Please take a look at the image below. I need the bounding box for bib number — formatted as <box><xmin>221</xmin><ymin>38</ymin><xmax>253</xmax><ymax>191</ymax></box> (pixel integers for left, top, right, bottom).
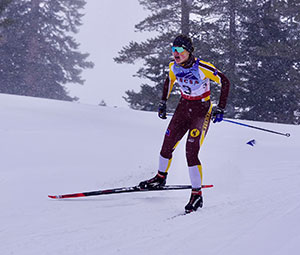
<box><xmin>182</xmin><ymin>85</ymin><xmax>191</xmax><ymax>95</ymax></box>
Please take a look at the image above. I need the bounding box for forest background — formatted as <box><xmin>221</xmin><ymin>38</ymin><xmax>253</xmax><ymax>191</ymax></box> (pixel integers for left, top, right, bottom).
<box><xmin>0</xmin><ymin>0</ymin><xmax>299</xmax><ymax>124</ymax></box>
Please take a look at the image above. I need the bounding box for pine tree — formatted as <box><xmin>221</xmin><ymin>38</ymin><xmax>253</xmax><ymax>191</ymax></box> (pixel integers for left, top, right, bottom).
<box><xmin>281</xmin><ymin>0</ymin><xmax>300</xmax><ymax>124</ymax></box>
<box><xmin>0</xmin><ymin>0</ymin><xmax>94</xmax><ymax>101</ymax></box>
<box><xmin>0</xmin><ymin>0</ymin><xmax>12</xmax><ymax>40</ymax></box>
<box><xmin>238</xmin><ymin>0</ymin><xmax>300</xmax><ymax>123</ymax></box>
<box><xmin>0</xmin><ymin>0</ymin><xmax>11</xmax><ymax>19</ymax></box>
<box><xmin>116</xmin><ymin>0</ymin><xmax>300</xmax><ymax>124</ymax></box>
<box><xmin>115</xmin><ymin>0</ymin><xmax>244</xmax><ymax>114</ymax></box>
<box><xmin>115</xmin><ymin>0</ymin><xmax>200</xmax><ymax>112</ymax></box>
<box><xmin>190</xmin><ymin>0</ymin><xmax>245</xmax><ymax>117</ymax></box>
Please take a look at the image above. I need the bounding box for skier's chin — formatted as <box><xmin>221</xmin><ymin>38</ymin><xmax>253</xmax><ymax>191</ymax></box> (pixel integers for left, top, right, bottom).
<box><xmin>174</xmin><ymin>56</ymin><xmax>182</xmax><ymax>63</ymax></box>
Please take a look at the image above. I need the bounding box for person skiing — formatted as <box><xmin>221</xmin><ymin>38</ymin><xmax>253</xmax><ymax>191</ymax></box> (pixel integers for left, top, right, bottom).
<box><xmin>138</xmin><ymin>34</ymin><xmax>230</xmax><ymax>213</ymax></box>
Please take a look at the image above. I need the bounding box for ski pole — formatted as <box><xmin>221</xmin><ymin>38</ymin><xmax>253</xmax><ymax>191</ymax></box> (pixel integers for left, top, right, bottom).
<box><xmin>166</xmin><ymin>113</ymin><xmax>290</xmax><ymax>137</ymax></box>
<box><xmin>223</xmin><ymin>119</ymin><xmax>291</xmax><ymax>137</ymax></box>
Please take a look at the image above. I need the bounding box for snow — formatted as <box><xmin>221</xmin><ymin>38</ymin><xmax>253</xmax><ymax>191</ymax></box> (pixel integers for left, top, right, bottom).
<box><xmin>1</xmin><ymin>93</ymin><xmax>300</xmax><ymax>255</ymax></box>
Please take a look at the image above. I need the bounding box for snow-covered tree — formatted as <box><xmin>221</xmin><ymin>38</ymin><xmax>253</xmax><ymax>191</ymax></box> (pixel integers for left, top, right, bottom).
<box><xmin>116</xmin><ymin>0</ymin><xmax>300</xmax><ymax>124</ymax></box>
<box><xmin>238</xmin><ymin>0</ymin><xmax>300</xmax><ymax>123</ymax></box>
<box><xmin>0</xmin><ymin>0</ymin><xmax>94</xmax><ymax>101</ymax></box>
<box><xmin>114</xmin><ymin>0</ymin><xmax>244</xmax><ymax>115</ymax></box>
<box><xmin>114</xmin><ymin>0</ymin><xmax>196</xmax><ymax>112</ymax></box>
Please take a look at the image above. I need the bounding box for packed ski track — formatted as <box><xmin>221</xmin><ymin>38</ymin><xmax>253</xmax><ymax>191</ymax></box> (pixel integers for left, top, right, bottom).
<box><xmin>1</xmin><ymin>94</ymin><xmax>299</xmax><ymax>255</ymax></box>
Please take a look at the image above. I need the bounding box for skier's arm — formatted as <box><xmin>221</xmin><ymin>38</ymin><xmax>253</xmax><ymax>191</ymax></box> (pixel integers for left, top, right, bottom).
<box><xmin>199</xmin><ymin>61</ymin><xmax>230</xmax><ymax>109</ymax></box>
<box><xmin>161</xmin><ymin>76</ymin><xmax>171</xmax><ymax>101</ymax></box>
<box><xmin>161</xmin><ymin>62</ymin><xmax>176</xmax><ymax>101</ymax></box>
<box><xmin>216</xmin><ymin>72</ymin><xmax>230</xmax><ymax>109</ymax></box>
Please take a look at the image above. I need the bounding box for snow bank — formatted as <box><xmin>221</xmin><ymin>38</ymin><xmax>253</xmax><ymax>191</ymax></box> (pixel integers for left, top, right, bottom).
<box><xmin>0</xmin><ymin>94</ymin><xmax>299</xmax><ymax>255</ymax></box>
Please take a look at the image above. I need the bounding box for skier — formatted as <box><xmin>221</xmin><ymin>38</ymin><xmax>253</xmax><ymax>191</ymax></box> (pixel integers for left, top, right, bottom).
<box><xmin>138</xmin><ymin>34</ymin><xmax>230</xmax><ymax>213</ymax></box>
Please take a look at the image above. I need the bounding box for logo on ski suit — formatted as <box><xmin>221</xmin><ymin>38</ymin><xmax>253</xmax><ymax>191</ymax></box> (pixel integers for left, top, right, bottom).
<box><xmin>190</xmin><ymin>129</ymin><xmax>200</xmax><ymax>137</ymax></box>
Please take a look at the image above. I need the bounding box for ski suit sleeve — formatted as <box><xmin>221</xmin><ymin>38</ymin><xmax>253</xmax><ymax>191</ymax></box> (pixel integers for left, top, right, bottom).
<box><xmin>199</xmin><ymin>60</ymin><xmax>230</xmax><ymax>109</ymax></box>
<box><xmin>161</xmin><ymin>62</ymin><xmax>176</xmax><ymax>101</ymax></box>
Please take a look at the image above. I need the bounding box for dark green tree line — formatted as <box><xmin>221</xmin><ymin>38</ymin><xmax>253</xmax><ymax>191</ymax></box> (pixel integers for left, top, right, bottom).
<box><xmin>115</xmin><ymin>0</ymin><xmax>300</xmax><ymax>124</ymax></box>
<box><xmin>114</xmin><ymin>0</ymin><xmax>244</xmax><ymax>113</ymax></box>
<box><xmin>237</xmin><ymin>0</ymin><xmax>300</xmax><ymax>123</ymax></box>
<box><xmin>115</xmin><ymin>1</ymin><xmax>182</xmax><ymax>111</ymax></box>
<box><xmin>0</xmin><ymin>0</ymin><xmax>94</xmax><ymax>101</ymax></box>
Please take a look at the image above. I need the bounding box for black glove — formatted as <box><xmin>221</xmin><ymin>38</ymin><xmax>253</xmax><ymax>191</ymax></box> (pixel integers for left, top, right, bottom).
<box><xmin>158</xmin><ymin>100</ymin><xmax>167</xmax><ymax>119</ymax></box>
<box><xmin>212</xmin><ymin>106</ymin><xmax>224</xmax><ymax>123</ymax></box>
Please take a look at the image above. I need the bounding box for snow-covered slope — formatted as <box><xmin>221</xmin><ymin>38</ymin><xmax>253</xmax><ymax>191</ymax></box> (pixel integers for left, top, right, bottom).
<box><xmin>1</xmin><ymin>94</ymin><xmax>299</xmax><ymax>255</ymax></box>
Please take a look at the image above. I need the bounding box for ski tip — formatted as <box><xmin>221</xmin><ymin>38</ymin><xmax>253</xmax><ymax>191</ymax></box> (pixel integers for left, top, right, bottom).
<box><xmin>202</xmin><ymin>184</ymin><xmax>214</xmax><ymax>188</ymax></box>
<box><xmin>48</xmin><ymin>195</ymin><xmax>61</xmax><ymax>199</ymax></box>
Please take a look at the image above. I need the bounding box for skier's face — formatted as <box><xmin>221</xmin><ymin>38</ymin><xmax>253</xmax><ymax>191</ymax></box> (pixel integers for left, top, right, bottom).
<box><xmin>172</xmin><ymin>48</ymin><xmax>190</xmax><ymax>64</ymax></box>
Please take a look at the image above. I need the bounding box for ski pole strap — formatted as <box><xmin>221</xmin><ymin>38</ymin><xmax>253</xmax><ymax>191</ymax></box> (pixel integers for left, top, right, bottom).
<box><xmin>223</xmin><ymin>119</ymin><xmax>291</xmax><ymax>137</ymax></box>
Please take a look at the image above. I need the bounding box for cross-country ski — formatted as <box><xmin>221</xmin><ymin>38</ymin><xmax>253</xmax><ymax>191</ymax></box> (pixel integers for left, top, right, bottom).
<box><xmin>48</xmin><ymin>184</ymin><xmax>214</xmax><ymax>199</ymax></box>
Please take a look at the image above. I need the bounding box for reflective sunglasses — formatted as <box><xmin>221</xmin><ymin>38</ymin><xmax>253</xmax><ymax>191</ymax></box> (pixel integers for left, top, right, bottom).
<box><xmin>172</xmin><ymin>46</ymin><xmax>185</xmax><ymax>53</ymax></box>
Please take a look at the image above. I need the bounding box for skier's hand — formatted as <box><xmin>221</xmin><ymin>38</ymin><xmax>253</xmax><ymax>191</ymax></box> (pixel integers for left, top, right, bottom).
<box><xmin>212</xmin><ymin>106</ymin><xmax>224</xmax><ymax>123</ymax></box>
<box><xmin>158</xmin><ymin>100</ymin><xmax>167</xmax><ymax>119</ymax></box>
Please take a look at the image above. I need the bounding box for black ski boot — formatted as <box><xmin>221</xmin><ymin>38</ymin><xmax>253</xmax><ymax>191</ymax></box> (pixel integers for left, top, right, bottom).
<box><xmin>138</xmin><ymin>171</ymin><xmax>168</xmax><ymax>190</ymax></box>
<box><xmin>185</xmin><ymin>188</ymin><xmax>203</xmax><ymax>213</ymax></box>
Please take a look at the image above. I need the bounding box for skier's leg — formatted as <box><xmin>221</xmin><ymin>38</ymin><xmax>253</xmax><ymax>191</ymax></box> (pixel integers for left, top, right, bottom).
<box><xmin>138</xmin><ymin>100</ymin><xmax>189</xmax><ymax>189</ymax></box>
<box><xmin>185</xmin><ymin>102</ymin><xmax>212</xmax><ymax>211</ymax></box>
<box><xmin>139</xmin><ymin>123</ymin><xmax>187</xmax><ymax>189</ymax></box>
<box><xmin>159</xmin><ymin>101</ymin><xmax>189</xmax><ymax>173</ymax></box>
<box><xmin>188</xmin><ymin>165</ymin><xmax>203</xmax><ymax>188</ymax></box>
<box><xmin>185</xmin><ymin>101</ymin><xmax>212</xmax><ymax>185</ymax></box>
